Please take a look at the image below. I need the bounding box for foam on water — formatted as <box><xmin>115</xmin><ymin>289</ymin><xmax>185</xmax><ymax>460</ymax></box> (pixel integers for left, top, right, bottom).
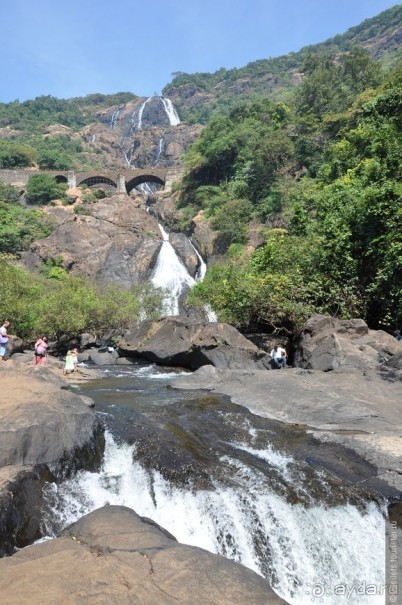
<box><xmin>42</xmin><ymin>432</ymin><xmax>386</xmax><ymax>605</ymax></box>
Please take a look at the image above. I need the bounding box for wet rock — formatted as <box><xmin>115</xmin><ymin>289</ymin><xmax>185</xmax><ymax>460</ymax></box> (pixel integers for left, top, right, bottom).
<box><xmin>169</xmin><ymin>232</ymin><xmax>199</xmax><ymax>277</ymax></box>
<box><xmin>0</xmin><ymin>362</ymin><xmax>105</xmax><ymax>554</ymax></box>
<box><xmin>171</xmin><ymin>363</ymin><xmax>402</xmax><ymax>493</ymax></box>
<box><xmin>118</xmin><ymin>316</ymin><xmax>271</xmax><ymax>370</ymax></box>
<box><xmin>0</xmin><ymin>465</ymin><xmax>56</xmax><ymax>556</ymax></box>
<box><xmin>0</xmin><ymin>505</ymin><xmax>289</xmax><ymax>605</ymax></box>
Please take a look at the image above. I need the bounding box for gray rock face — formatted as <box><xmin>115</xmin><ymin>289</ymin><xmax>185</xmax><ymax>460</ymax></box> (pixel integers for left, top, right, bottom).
<box><xmin>0</xmin><ymin>365</ymin><xmax>102</xmax><ymax>470</ymax></box>
<box><xmin>169</xmin><ymin>232</ymin><xmax>200</xmax><ymax>277</ymax></box>
<box><xmin>118</xmin><ymin>317</ymin><xmax>271</xmax><ymax>370</ymax></box>
<box><xmin>86</xmin><ymin>348</ymin><xmax>119</xmax><ymax>365</ymax></box>
<box><xmin>294</xmin><ymin>314</ymin><xmax>402</xmax><ymax>373</ymax></box>
<box><xmin>0</xmin><ymin>506</ymin><xmax>288</xmax><ymax>605</ymax></box>
<box><xmin>21</xmin><ymin>194</ymin><xmax>204</xmax><ymax>291</ymax></box>
<box><xmin>0</xmin><ymin>362</ymin><xmax>104</xmax><ymax>555</ymax></box>
<box><xmin>22</xmin><ymin>195</ymin><xmax>162</xmax><ymax>287</ymax></box>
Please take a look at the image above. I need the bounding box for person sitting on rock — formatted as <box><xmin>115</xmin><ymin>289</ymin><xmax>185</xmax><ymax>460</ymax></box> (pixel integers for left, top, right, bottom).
<box><xmin>63</xmin><ymin>350</ymin><xmax>75</xmax><ymax>375</ymax></box>
<box><xmin>270</xmin><ymin>345</ymin><xmax>287</xmax><ymax>369</ymax></box>
<box><xmin>34</xmin><ymin>336</ymin><xmax>48</xmax><ymax>366</ymax></box>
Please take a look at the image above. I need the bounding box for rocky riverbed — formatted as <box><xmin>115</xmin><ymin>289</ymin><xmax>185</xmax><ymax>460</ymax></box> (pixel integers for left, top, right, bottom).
<box><xmin>0</xmin><ymin>314</ymin><xmax>401</xmax><ymax>604</ymax></box>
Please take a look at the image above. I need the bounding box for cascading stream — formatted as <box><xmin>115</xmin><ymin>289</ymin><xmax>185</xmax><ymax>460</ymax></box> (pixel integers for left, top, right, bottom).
<box><xmin>40</xmin><ymin>365</ymin><xmax>387</xmax><ymax>605</ymax></box>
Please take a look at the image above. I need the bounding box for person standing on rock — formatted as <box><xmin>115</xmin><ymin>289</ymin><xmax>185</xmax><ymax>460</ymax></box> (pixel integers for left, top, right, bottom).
<box><xmin>270</xmin><ymin>345</ymin><xmax>287</xmax><ymax>369</ymax></box>
<box><xmin>0</xmin><ymin>320</ymin><xmax>10</xmax><ymax>361</ymax></box>
<box><xmin>63</xmin><ymin>350</ymin><xmax>75</xmax><ymax>375</ymax></box>
<box><xmin>34</xmin><ymin>336</ymin><xmax>48</xmax><ymax>366</ymax></box>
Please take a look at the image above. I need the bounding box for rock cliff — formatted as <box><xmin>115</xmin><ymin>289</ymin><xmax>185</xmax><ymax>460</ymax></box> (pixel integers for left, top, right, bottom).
<box><xmin>21</xmin><ymin>194</ymin><xmax>200</xmax><ymax>288</ymax></box>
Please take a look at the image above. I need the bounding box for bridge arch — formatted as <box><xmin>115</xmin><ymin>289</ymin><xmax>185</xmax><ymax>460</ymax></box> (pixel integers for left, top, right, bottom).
<box><xmin>126</xmin><ymin>174</ymin><xmax>165</xmax><ymax>194</ymax></box>
<box><xmin>55</xmin><ymin>174</ymin><xmax>68</xmax><ymax>184</ymax></box>
<box><xmin>77</xmin><ymin>175</ymin><xmax>117</xmax><ymax>189</ymax></box>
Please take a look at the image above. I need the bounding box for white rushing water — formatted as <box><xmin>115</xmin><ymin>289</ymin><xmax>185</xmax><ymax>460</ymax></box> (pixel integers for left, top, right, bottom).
<box><xmin>160</xmin><ymin>97</ymin><xmax>181</xmax><ymax>125</ymax></box>
<box><xmin>151</xmin><ymin>224</ymin><xmax>196</xmax><ymax>315</ymax></box>
<box><xmin>42</xmin><ymin>431</ymin><xmax>386</xmax><ymax>605</ymax></box>
<box><xmin>150</xmin><ymin>223</ymin><xmax>216</xmax><ymax>320</ymax></box>
<box><xmin>109</xmin><ymin>105</ymin><xmax>123</xmax><ymax>129</ymax></box>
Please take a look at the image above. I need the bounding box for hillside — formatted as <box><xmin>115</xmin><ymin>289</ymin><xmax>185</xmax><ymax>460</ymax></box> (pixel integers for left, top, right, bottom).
<box><xmin>163</xmin><ymin>4</ymin><xmax>402</xmax><ymax>123</ymax></box>
<box><xmin>0</xmin><ymin>5</ymin><xmax>399</xmax><ymax>172</ymax></box>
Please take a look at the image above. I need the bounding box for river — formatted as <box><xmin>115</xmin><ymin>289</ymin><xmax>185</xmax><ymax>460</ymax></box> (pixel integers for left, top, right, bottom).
<box><xmin>40</xmin><ymin>363</ymin><xmax>387</xmax><ymax>605</ymax></box>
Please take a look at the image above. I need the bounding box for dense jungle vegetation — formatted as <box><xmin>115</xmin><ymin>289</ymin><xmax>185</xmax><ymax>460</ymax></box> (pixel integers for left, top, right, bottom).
<box><xmin>180</xmin><ymin>49</ymin><xmax>402</xmax><ymax>334</ymax></box>
<box><xmin>0</xmin><ymin>257</ymin><xmax>164</xmax><ymax>340</ymax></box>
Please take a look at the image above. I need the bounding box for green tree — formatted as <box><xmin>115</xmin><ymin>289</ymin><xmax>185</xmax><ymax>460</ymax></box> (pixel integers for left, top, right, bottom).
<box><xmin>26</xmin><ymin>174</ymin><xmax>67</xmax><ymax>205</ymax></box>
<box><xmin>0</xmin><ymin>140</ymin><xmax>36</xmax><ymax>168</ymax></box>
<box><xmin>0</xmin><ymin>202</ymin><xmax>53</xmax><ymax>253</ymax></box>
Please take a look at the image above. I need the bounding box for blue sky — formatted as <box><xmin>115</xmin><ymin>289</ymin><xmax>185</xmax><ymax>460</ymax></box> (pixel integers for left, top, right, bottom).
<box><xmin>1</xmin><ymin>0</ymin><xmax>399</xmax><ymax>102</ymax></box>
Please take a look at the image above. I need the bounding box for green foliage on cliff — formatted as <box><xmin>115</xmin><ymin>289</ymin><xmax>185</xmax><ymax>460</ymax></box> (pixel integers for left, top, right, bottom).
<box><xmin>0</xmin><ymin>92</ymin><xmax>136</xmax><ymax>170</ymax></box>
<box><xmin>26</xmin><ymin>174</ymin><xmax>68</xmax><ymax>205</ymax></box>
<box><xmin>0</xmin><ymin>259</ymin><xmax>164</xmax><ymax>339</ymax></box>
<box><xmin>0</xmin><ymin>92</ymin><xmax>136</xmax><ymax>132</ymax></box>
<box><xmin>0</xmin><ymin>183</ymin><xmax>53</xmax><ymax>254</ymax></box>
<box><xmin>187</xmin><ymin>61</ymin><xmax>402</xmax><ymax>333</ymax></box>
<box><xmin>0</xmin><ymin>140</ymin><xmax>36</xmax><ymax>168</ymax></box>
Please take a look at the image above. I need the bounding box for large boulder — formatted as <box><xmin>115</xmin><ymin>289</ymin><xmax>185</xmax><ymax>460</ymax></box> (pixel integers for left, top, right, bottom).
<box><xmin>0</xmin><ymin>363</ymin><xmax>103</xmax><ymax>471</ymax></box>
<box><xmin>294</xmin><ymin>315</ymin><xmax>402</xmax><ymax>373</ymax></box>
<box><xmin>0</xmin><ymin>361</ymin><xmax>104</xmax><ymax>555</ymax></box>
<box><xmin>118</xmin><ymin>317</ymin><xmax>271</xmax><ymax>370</ymax></box>
<box><xmin>0</xmin><ymin>505</ymin><xmax>288</xmax><ymax>605</ymax></box>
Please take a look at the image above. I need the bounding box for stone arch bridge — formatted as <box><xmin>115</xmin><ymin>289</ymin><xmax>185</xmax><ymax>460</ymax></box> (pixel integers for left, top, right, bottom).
<box><xmin>0</xmin><ymin>167</ymin><xmax>182</xmax><ymax>193</ymax></box>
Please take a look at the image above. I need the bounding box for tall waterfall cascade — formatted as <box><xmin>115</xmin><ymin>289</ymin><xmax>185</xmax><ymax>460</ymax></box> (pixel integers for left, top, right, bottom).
<box><xmin>130</xmin><ymin>96</ymin><xmax>180</xmax><ymax>132</ymax></box>
<box><xmin>151</xmin><ymin>223</ymin><xmax>216</xmax><ymax>320</ymax></box>
<box><xmin>115</xmin><ymin>95</ymin><xmax>180</xmax><ymax>168</ymax></box>
<box><xmin>151</xmin><ymin>224</ymin><xmax>196</xmax><ymax>316</ymax></box>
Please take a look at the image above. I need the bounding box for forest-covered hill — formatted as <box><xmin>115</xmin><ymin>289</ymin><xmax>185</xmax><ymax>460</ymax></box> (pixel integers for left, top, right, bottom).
<box><xmin>163</xmin><ymin>4</ymin><xmax>402</xmax><ymax>123</ymax></box>
<box><xmin>0</xmin><ymin>5</ymin><xmax>401</xmax><ymax>340</ymax></box>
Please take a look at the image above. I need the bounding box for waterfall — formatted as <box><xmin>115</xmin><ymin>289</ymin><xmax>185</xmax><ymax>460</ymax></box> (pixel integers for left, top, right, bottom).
<box><xmin>149</xmin><ymin>222</ymin><xmax>216</xmax><ymax>319</ymax></box>
<box><xmin>151</xmin><ymin>224</ymin><xmax>196</xmax><ymax>316</ymax></box>
<box><xmin>160</xmin><ymin>97</ymin><xmax>181</xmax><ymax>125</ymax></box>
<box><xmin>109</xmin><ymin>105</ymin><xmax>123</xmax><ymax>129</ymax></box>
<box><xmin>41</xmin><ymin>430</ymin><xmax>386</xmax><ymax>605</ymax></box>
<box><xmin>189</xmin><ymin>240</ymin><xmax>217</xmax><ymax>321</ymax></box>
<box><xmin>137</xmin><ymin>97</ymin><xmax>152</xmax><ymax>130</ymax></box>
<box><xmin>154</xmin><ymin>135</ymin><xmax>165</xmax><ymax>166</ymax></box>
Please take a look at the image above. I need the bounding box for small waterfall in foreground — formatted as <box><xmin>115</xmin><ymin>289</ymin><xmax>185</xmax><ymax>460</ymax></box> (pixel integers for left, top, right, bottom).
<box><xmin>42</xmin><ymin>428</ymin><xmax>386</xmax><ymax>605</ymax></box>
